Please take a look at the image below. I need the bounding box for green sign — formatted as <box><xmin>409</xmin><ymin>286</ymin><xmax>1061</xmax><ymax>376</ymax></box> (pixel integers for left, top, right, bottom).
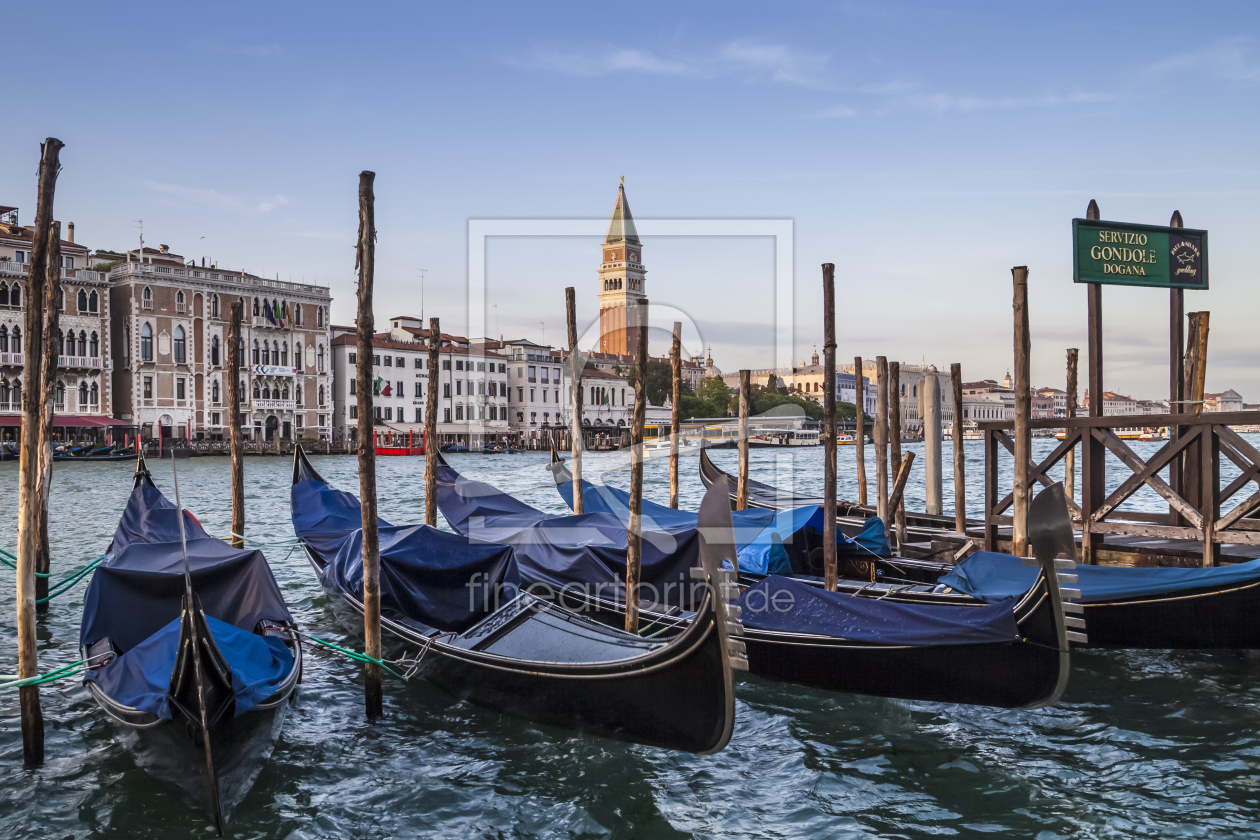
<box><xmin>1073</xmin><ymin>218</ymin><xmax>1208</xmax><ymax>289</ymax></box>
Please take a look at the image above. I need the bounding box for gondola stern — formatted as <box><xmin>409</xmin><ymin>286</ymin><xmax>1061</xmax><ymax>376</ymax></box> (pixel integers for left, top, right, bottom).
<box><xmin>1023</xmin><ymin>482</ymin><xmax>1085</xmax><ymax>708</ymax></box>
<box><xmin>291</xmin><ymin>443</ymin><xmax>327</xmax><ymax>486</ymax></box>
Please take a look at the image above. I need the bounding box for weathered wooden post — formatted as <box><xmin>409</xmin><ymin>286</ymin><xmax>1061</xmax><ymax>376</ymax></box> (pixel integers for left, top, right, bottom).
<box><xmin>853</xmin><ymin>357</ymin><xmax>868</xmax><ymax>506</ymax></box>
<box><xmin>951</xmin><ymin>363</ymin><xmax>965</xmax><ymax>533</ymax></box>
<box><xmin>924</xmin><ymin>373</ymin><xmax>943</xmax><ymax>516</ymax></box>
<box><xmin>1065</xmin><ymin>348</ymin><xmax>1078</xmax><ymax>505</ymax></box>
<box><xmin>822</xmin><ymin>264</ymin><xmax>838</xmax><ymax>591</ymax></box>
<box><xmin>874</xmin><ymin>357</ymin><xmax>889</xmax><ymax>524</ymax></box>
<box><xmin>625</xmin><ymin>312</ymin><xmax>649</xmax><ymax>633</ymax></box>
<box><xmin>1012</xmin><ymin>266</ymin><xmax>1032</xmax><ymax>557</ymax></box>
<box><xmin>669</xmin><ymin>321</ymin><xmax>682</xmax><ymax>509</ymax></box>
<box><xmin>1169</xmin><ymin>210</ymin><xmax>1185</xmax><ymax>505</ymax></box>
<box><xmin>737</xmin><ymin>370</ymin><xmax>751</xmax><ymax>510</ymax></box>
<box><xmin>228</xmin><ymin>302</ymin><xmax>244</xmax><ymax>547</ymax></box>
<box><xmin>34</xmin><ymin>221</ymin><xmax>63</xmax><ymax>613</ymax></box>
<box><xmin>888</xmin><ymin>361</ymin><xmax>906</xmax><ymax>546</ymax></box>
<box><xmin>424</xmin><ymin>317</ymin><xmax>440</xmax><ymax>526</ymax></box>
<box><xmin>1081</xmin><ymin>199</ymin><xmax>1105</xmax><ymax>565</ymax></box>
<box><xmin>355</xmin><ymin>171</ymin><xmax>383</xmax><ymax>719</ymax></box>
<box><xmin>565</xmin><ymin>288</ymin><xmax>584</xmax><ymax>514</ymax></box>
<box><xmin>16</xmin><ymin>138</ymin><xmax>62</xmax><ymax>765</ymax></box>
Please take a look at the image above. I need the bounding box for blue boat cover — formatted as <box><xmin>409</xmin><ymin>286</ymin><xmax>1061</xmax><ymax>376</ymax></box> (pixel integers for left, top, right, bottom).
<box><xmin>940</xmin><ymin>550</ymin><xmax>1260</xmax><ymax>604</ymax></box>
<box><xmin>291</xmin><ymin>460</ymin><xmax>521</xmax><ymax>632</ymax></box>
<box><xmin>84</xmin><ymin>615</ymin><xmax>294</xmax><ymax>719</ymax></box>
<box><xmin>556</xmin><ymin>476</ymin><xmax>891</xmax><ymax>573</ymax></box>
<box><xmin>80</xmin><ymin>481</ymin><xmax>293</xmax><ymax>654</ymax></box>
<box><xmin>436</xmin><ymin>463</ymin><xmax>703</xmax><ymax>608</ymax></box>
<box><xmin>737</xmin><ymin>576</ymin><xmax>1019</xmax><ymax>645</ymax></box>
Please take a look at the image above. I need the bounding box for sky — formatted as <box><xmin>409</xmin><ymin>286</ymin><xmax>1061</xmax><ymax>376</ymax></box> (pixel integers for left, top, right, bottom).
<box><xmin>3</xmin><ymin>2</ymin><xmax>1259</xmax><ymax>400</ymax></box>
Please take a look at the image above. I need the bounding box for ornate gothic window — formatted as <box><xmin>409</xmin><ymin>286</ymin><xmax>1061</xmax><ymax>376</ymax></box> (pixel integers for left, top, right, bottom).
<box><xmin>173</xmin><ymin>326</ymin><xmax>186</xmax><ymax>363</ymax></box>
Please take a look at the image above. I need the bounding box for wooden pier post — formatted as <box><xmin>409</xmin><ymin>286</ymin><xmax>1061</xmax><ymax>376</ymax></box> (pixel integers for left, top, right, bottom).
<box><xmin>228</xmin><ymin>301</ymin><xmax>244</xmax><ymax>547</ymax></box>
<box><xmin>924</xmin><ymin>372</ymin><xmax>943</xmax><ymax>516</ymax></box>
<box><xmin>1169</xmin><ymin>210</ymin><xmax>1186</xmax><ymax>507</ymax></box>
<box><xmin>16</xmin><ymin>138</ymin><xmax>62</xmax><ymax>765</ymax></box>
<box><xmin>875</xmin><ymin>357</ymin><xmax>889</xmax><ymax>524</ymax></box>
<box><xmin>565</xmin><ymin>288</ymin><xmax>584</xmax><ymax>515</ymax></box>
<box><xmin>822</xmin><ymin>265</ymin><xmax>838</xmax><ymax>591</ymax></box>
<box><xmin>669</xmin><ymin>321</ymin><xmax>682</xmax><ymax>509</ymax></box>
<box><xmin>1082</xmin><ymin>199</ymin><xmax>1105</xmax><ymax>565</ymax></box>
<box><xmin>737</xmin><ymin>370</ymin><xmax>751</xmax><ymax>510</ymax></box>
<box><xmin>888</xmin><ymin>361</ymin><xmax>906</xmax><ymax>547</ymax></box>
<box><xmin>853</xmin><ymin>357</ymin><xmax>868</xmax><ymax>506</ymax></box>
<box><xmin>951</xmin><ymin>363</ymin><xmax>965</xmax><ymax>534</ymax></box>
<box><xmin>425</xmin><ymin>317</ymin><xmax>440</xmax><ymax>526</ymax></box>
<box><xmin>34</xmin><ymin>221</ymin><xmax>63</xmax><ymax>614</ymax></box>
<box><xmin>1012</xmin><ymin>266</ymin><xmax>1031</xmax><ymax>557</ymax></box>
<box><xmin>625</xmin><ymin>312</ymin><xmax>649</xmax><ymax>633</ymax></box>
<box><xmin>355</xmin><ymin>171</ymin><xmax>383</xmax><ymax>720</ymax></box>
<box><xmin>1065</xmin><ymin>349</ymin><xmax>1078</xmax><ymax>505</ymax></box>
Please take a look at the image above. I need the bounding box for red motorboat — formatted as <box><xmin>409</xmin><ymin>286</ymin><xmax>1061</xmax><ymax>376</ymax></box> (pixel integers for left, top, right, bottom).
<box><xmin>374</xmin><ymin>428</ymin><xmax>425</xmax><ymax>456</ymax></box>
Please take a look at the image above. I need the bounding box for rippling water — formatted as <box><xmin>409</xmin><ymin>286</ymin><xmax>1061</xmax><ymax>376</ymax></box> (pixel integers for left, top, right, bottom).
<box><xmin>3</xmin><ymin>442</ymin><xmax>1260</xmax><ymax>838</ymax></box>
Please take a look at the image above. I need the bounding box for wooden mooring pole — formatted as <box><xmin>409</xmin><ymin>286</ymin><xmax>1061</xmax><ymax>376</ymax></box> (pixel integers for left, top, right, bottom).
<box><xmin>1169</xmin><ymin>210</ymin><xmax>1186</xmax><ymax>508</ymax></box>
<box><xmin>228</xmin><ymin>301</ymin><xmax>244</xmax><ymax>547</ymax></box>
<box><xmin>1012</xmin><ymin>266</ymin><xmax>1032</xmax><ymax>557</ymax></box>
<box><xmin>888</xmin><ymin>361</ymin><xmax>906</xmax><ymax>548</ymax></box>
<box><xmin>924</xmin><ymin>372</ymin><xmax>943</xmax><ymax>516</ymax></box>
<box><xmin>425</xmin><ymin>317</ymin><xmax>440</xmax><ymax>526</ymax></box>
<box><xmin>1065</xmin><ymin>348</ymin><xmax>1078</xmax><ymax>505</ymax></box>
<box><xmin>822</xmin><ymin>265</ymin><xmax>837</xmax><ymax>591</ymax></box>
<box><xmin>875</xmin><ymin>357</ymin><xmax>889</xmax><ymax>524</ymax></box>
<box><xmin>35</xmin><ymin>221</ymin><xmax>63</xmax><ymax>614</ymax></box>
<box><xmin>737</xmin><ymin>370</ymin><xmax>751</xmax><ymax>510</ymax></box>
<box><xmin>566</xmin><ymin>288</ymin><xmax>584</xmax><ymax>514</ymax></box>
<box><xmin>625</xmin><ymin>312</ymin><xmax>649</xmax><ymax>633</ymax></box>
<box><xmin>669</xmin><ymin>321</ymin><xmax>682</xmax><ymax>509</ymax></box>
<box><xmin>355</xmin><ymin>171</ymin><xmax>383</xmax><ymax>719</ymax></box>
<box><xmin>951</xmin><ymin>363</ymin><xmax>965</xmax><ymax>534</ymax></box>
<box><xmin>853</xmin><ymin>357</ymin><xmax>867</xmax><ymax>506</ymax></box>
<box><xmin>16</xmin><ymin>138</ymin><xmax>63</xmax><ymax>765</ymax></box>
<box><xmin>1082</xmin><ymin>198</ymin><xmax>1105</xmax><ymax>565</ymax></box>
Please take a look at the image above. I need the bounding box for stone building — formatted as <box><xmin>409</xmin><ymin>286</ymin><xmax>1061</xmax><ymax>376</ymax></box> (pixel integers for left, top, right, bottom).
<box><xmin>108</xmin><ymin>245</ymin><xmax>333</xmax><ymax>441</ymax></box>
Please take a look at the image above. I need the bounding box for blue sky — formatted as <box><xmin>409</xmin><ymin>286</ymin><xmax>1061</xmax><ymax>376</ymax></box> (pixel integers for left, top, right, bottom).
<box><xmin>3</xmin><ymin>2</ymin><xmax>1259</xmax><ymax>399</ymax></box>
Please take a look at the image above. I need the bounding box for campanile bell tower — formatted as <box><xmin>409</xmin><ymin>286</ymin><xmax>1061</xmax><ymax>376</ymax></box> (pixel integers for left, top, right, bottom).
<box><xmin>597</xmin><ymin>178</ymin><xmax>647</xmax><ymax>355</ymax></box>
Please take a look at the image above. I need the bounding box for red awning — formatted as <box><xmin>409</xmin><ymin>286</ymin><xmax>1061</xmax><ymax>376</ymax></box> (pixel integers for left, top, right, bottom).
<box><xmin>0</xmin><ymin>415</ymin><xmax>133</xmax><ymax>427</ymax></box>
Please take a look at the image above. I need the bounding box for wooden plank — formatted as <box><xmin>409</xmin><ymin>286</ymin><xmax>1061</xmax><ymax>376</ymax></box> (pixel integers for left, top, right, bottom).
<box><xmin>991</xmin><ymin>430</ymin><xmax>1083</xmax><ymax>517</ymax></box>
<box><xmin>1216</xmin><ymin>488</ymin><xmax>1260</xmax><ymax>532</ymax></box>
<box><xmin>565</xmin><ymin>288</ymin><xmax>584</xmax><ymax>515</ymax></box>
<box><xmin>976</xmin><ymin>410</ymin><xmax>1260</xmax><ymax>431</ymax></box>
<box><xmin>1217</xmin><ymin>425</ymin><xmax>1260</xmax><ymax>470</ymax></box>
<box><xmin>1090</xmin><ymin>521</ymin><xmax>1202</xmax><ymax>540</ymax></box>
<box><xmin>625</xmin><ymin>315</ymin><xmax>649</xmax><ymax>633</ymax></box>
<box><xmin>1203</xmin><ymin>422</ymin><xmax>1220</xmax><ymax>566</ymax></box>
<box><xmin>355</xmin><ymin>171</ymin><xmax>382</xmax><ymax>720</ymax></box>
<box><xmin>1214</xmin><ymin>529</ymin><xmax>1260</xmax><ymax>546</ymax></box>
<box><xmin>951</xmin><ymin>363</ymin><xmax>965</xmax><ymax>533</ymax></box>
<box><xmin>853</xmin><ymin>356</ymin><xmax>867</xmax><ymax>506</ymax></box>
<box><xmin>1093</xmin><ymin>428</ymin><xmax>1202</xmax><ymax>527</ymax></box>
<box><xmin>1090</xmin><ymin>428</ymin><xmax>1200</xmax><ymax>524</ymax></box>
<box><xmin>822</xmin><ymin>264</ymin><xmax>837</xmax><ymax>591</ymax></box>
<box><xmin>888</xmin><ymin>452</ymin><xmax>917</xmax><ymax>514</ymax></box>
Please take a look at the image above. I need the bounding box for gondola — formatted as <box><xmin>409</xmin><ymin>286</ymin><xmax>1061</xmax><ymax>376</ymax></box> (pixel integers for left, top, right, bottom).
<box><xmin>434</xmin><ymin>451</ymin><xmax>1080</xmax><ymax>709</ymax></box>
<box><xmin>698</xmin><ymin>448</ymin><xmax>1260</xmax><ymax>649</ymax></box>
<box><xmin>290</xmin><ymin>445</ymin><xmax>742</xmax><ymax>754</ymax></box>
<box><xmin>80</xmin><ymin>455</ymin><xmax>301</xmax><ymax>833</ymax></box>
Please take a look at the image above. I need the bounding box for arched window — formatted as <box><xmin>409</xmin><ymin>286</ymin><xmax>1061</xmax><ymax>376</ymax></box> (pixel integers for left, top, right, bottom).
<box><xmin>0</xmin><ymin>326</ymin><xmax>7</xmax><ymax>352</ymax></box>
<box><xmin>263</xmin><ymin>385</ymin><xmax>271</xmax><ymax>400</ymax></box>
<box><xmin>253</xmin><ymin>298</ymin><xmax>260</xmax><ymax>316</ymax></box>
<box><xmin>295</xmin><ymin>384</ymin><xmax>302</xmax><ymax>404</ymax></box>
<box><xmin>141</xmin><ymin>323</ymin><xmax>153</xmax><ymax>361</ymax></box>
<box><xmin>252</xmin><ymin>340</ymin><xmax>260</xmax><ymax>365</ymax></box>
<box><xmin>11</xmin><ymin>379</ymin><xmax>20</xmax><ymax>407</ymax></box>
<box><xmin>0</xmin><ymin>282</ymin><xmax>8</xmax><ymax>306</ymax></box>
<box><xmin>294</xmin><ymin>304</ymin><xmax>302</xmax><ymax>326</ymax></box>
<box><xmin>272</xmin><ymin>341</ymin><xmax>279</xmax><ymax>365</ymax></box>
<box><xmin>0</xmin><ymin>381</ymin><xmax>8</xmax><ymax>408</ymax></box>
<box><xmin>280</xmin><ymin>342</ymin><xmax>288</xmax><ymax>366</ymax></box>
<box><xmin>318</xmin><ymin>384</ymin><xmax>325</xmax><ymax>406</ymax></box>
<box><xmin>90</xmin><ymin>382</ymin><xmax>98</xmax><ymax>405</ymax></box>
<box><xmin>77</xmin><ymin>330</ymin><xmax>87</xmax><ymax>356</ymax></box>
<box><xmin>78</xmin><ymin>382</ymin><xmax>88</xmax><ymax>409</ymax></box>
<box><xmin>281</xmin><ymin>385</ymin><xmax>289</xmax><ymax>400</ymax></box>
<box><xmin>253</xmin><ymin>382</ymin><xmax>260</xmax><ymax>399</ymax></box>
<box><xmin>64</xmin><ymin>330</ymin><xmax>75</xmax><ymax>356</ymax></box>
<box><xmin>90</xmin><ymin>332</ymin><xmax>99</xmax><ymax>357</ymax></box>
<box><xmin>317</xmin><ymin>344</ymin><xmax>325</xmax><ymax>372</ymax></box>
<box><xmin>77</xmin><ymin>289</ymin><xmax>88</xmax><ymax>312</ymax></box>
<box><xmin>212</xmin><ymin>379</ymin><xmax>220</xmax><ymax>402</ymax></box>
<box><xmin>57</xmin><ymin>290</ymin><xmax>65</xmax><ymax>311</ymax></box>
<box><xmin>317</xmin><ymin>306</ymin><xmax>324</xmax><ymax>328</ymax></box>
<box><xmin>9</xmin><ymin>284</ymin><xmax>18</xmax><ymax>307</ymax></box>
<box><xmin>88</xmin><ymin>290</ymin><xmax>98</xmax><ymax>313</ymax></box>
<box><xmin>142</xmin><ymin>286</ymin><xmax>152</xmax><ymax>307</ymax></box>
<box><xmin>173</xmin><ymin>326</ymin><xmax>186</xmax><ymax>363</ymax></box>
<box><xmin>261</xmin><ymin>341</ymin><xmax>270</xmax><ymax>365</ymax></box>
<box><xmin>11</xmin><ymin>327</ymin><xmax>20</xmax><ymax>354</ymax></box>
<box><xmin>211</xmin><ymin>335</ymin><xmax>220</xmax><ymax>366</ymax></box>
<box><xmin>294</xmin><ymin>343</ymin><xmax>302</xmax><ymax>371</ymax></box>
<box><xmin>55</xmin><ymin>381</ymin><xmax>65</xmax><ymax>408</ymax></box>
<box><xmin>176</xmin><ymin>290</ymin><xmax>185</xmax><ymax>311</ymax></box>
<box><xmin>211</xmin><ymin>294</ymin><xmax>220</xmax><ymax>318</ymax></box>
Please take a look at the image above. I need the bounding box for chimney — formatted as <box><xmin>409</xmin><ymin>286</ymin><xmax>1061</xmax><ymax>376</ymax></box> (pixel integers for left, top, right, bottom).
<box><xmin>158</xmin><ymin>244</ymin><xmax>169</xmax><ymax>254</ymax></box>
<box><xmin>67</xmin><ymin>222</ymin><xmax>75</xmax><ymax>244</ymax></box>
<box><xmin>201</xmin><ymin>257</ymin><xmax>206</xmax><ymax>267</ymax></box>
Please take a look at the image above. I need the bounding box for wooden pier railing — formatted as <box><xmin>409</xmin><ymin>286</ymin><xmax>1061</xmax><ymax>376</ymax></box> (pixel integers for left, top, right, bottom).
<box><xmin>980</xmin><ymin>411</ymin><xmax>1260</xmax><ymax>566</ymax></box>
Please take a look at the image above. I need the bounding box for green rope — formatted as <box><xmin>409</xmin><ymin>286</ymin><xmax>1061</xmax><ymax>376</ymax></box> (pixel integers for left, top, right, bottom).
<box><xmin>302</xmin><ymin>635</ymin><xmax>406</xmax><ymax>679</ymax></box>
<box><xmin>0</xmin><ymin>551</ymin><xmax>106</xmax><ymax>603</ymax></box>
<box><xmin>0</xmin><ymin>659</ymin><xmax>87</xmax><ymax>691</ymax></box>
<box><xmin>0</xmin><ymin>549</ymin><xmax>50</xmax><ymax>578</ymax></box>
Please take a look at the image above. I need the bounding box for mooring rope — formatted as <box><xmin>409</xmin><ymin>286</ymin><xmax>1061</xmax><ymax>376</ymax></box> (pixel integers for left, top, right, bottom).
<box><xmin>0</xmin><ymin>549</ymin><xmax>107</xmax><ymax>603</ymax></box>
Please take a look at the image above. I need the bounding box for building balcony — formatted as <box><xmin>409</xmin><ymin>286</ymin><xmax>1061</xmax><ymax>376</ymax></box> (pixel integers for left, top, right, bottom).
<box><xmin>59</xmin><ymin>355</ymin><xmax>102</xmax><ymax>370</ymax></box>
<box><xmin>252</xmin><ymin>399</ymin><xmax>296</xmax><ymax>411</ymax></box>
<box><xmin>0</xmin><ymin>352</ymin><xmax>23</xmax><ymax>366</ymax></box>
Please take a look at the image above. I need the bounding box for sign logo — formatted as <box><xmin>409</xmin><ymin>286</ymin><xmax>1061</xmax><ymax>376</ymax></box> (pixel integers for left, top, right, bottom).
<box><xmin>252</xmin><ymin>364</ymin><xmax>296</xmax><ymax>377</ymax></box>
<box><xmin>1170</xmin><ymin>239</ymin><xmax>1201</xmax><ymax>280</ymax></box>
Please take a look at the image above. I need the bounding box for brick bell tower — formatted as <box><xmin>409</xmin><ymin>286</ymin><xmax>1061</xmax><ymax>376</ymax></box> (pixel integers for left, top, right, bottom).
<box><xmin>597</xmin><ymin>178</ymin><xmax>647</xmax><ymax>355</ymax></box>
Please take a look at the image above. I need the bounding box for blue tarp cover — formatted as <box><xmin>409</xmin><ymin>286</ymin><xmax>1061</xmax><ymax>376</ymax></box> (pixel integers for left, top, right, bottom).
<box><xmin>80</xmin><ymin>482</ymin><xmax>292</xmax><ymax>654</ymax></box>
<box><xmin>556</xmin><ymin>476</ymin><xmax>891</xmax><ymax>574</ymax></box>
<box><xmin>940</xmin><ymin>551</ymin><xmax>1260</xmax><ymax>604</ymax></box>
<box><xmin>291</xmin><ymin>460</ymin><xmax>522</xmax><ymax>632</ymax></box>
<box><xmin>737</xmin><ymin>575</ymin><xmax>1020</xmax><ymax>645</ymax></box>
<box><xmin>85</xmin><ymin>615</ymin><xmax>293</xmax><ymax>719</ymax></box>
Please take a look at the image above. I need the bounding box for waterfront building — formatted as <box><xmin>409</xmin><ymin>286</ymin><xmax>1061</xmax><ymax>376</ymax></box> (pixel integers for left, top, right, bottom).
<box><xmin>495</xmin><ymin>338</ymin><xmax>567</xmax><ymax>436</ymax></box>
<box><xmin>108</xmin><ymin>245</ymin><xmax>332</xmax><ymax>441</ymax></box>
<box><xmin>1205</xmin><ymin>390</ymin><xmax>1244</xmax><ymax>413</ymax></box>
<box><xmin>330</xmin><ymin>316</ymin><xmax>508</xmax><ymax>447</ymax></box>
<box><xmin>0</xmin><ymin>208</ymin><xmax>115</xmax><ymax>436</ymax></box>
<box><xmin>597</xmin><ymin>180</ymin><xmax>647</xmax><ymax>356</ymax></box>
<box><xmin>1036</xmin><ymin>387</ymin><xmax>1070</xmax><ymax>418</ymax></box>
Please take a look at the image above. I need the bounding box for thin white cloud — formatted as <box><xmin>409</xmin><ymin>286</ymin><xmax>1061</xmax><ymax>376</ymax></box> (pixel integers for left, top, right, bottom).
<box><xmin>1145</xmin><ymin>37</ymin><xmax>1260</xmax><ymax>84</ymax></box>
<box><xmin>507</xmin><ymin>40</ymin><xmax>832</xmax><ymax>89</ymax></box>
<box><xmin>142</xmin><ymin>181</ymin><xmax>291</xmax><ymax>214</ymax></box>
